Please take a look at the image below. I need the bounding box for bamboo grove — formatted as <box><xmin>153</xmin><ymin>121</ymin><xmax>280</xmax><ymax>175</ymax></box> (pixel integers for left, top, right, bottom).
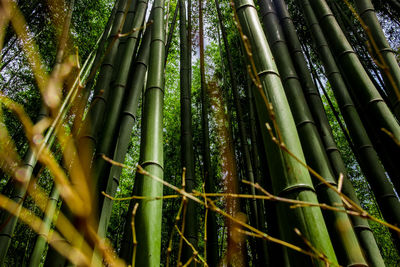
<box><xmin>0</xmin><ymin>0</ymin><xmax>400</xmax><ymax>266</ymax></box>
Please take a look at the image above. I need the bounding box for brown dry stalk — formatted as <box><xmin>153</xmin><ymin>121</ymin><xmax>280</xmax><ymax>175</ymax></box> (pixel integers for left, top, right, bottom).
<box><xmin>166</xmin><ymin>199</ymin><xmax>184</xmax><ymax>267</ymax></box>
<box><xmin>131</xmin><ymin>203</ymin><xmax>139</xmax><ymax>267</ymax></box>
<box><xmin>175</xmin><ymin>225</ymin><xmax>208</xmax><ymax>266</ymax></box>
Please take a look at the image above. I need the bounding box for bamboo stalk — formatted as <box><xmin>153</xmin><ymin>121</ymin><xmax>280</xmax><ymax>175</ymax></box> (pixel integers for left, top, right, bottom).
<box><xmin>353</xmin><ymin>0</ymin><xmax>400</xmax><ymax>119</ymax></box>
<box><xmin>92</xmin><ymin>0</ymin><xmax>149</xmax><ymax>228</ymax></box>
<box><xmin>259</xmin><ymin>0</ymin><xmax>366</xmax><ymax>265</ymax></box>
<box><xmin>299</xmin><ymin>0</ymin><xmax>400</xmax><ymax>257</ymax></box>
<box><xmin>131</xmin><ymin>0</ymin><xmax>165</xmax><ymax>264</ymax></box>
<box><xmin>232</xmin><ymin>0</ymin><xmax>338</xmax><ymax>265</ymax></box>
<box><xmin>179</xmin><ymin>0</ymin><xmax>198</xmax><ymax>264</ymax></box>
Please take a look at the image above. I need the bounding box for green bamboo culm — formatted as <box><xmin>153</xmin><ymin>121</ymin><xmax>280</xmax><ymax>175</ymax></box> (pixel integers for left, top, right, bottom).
<box><xmin>307</xmin><ymin>0</ymin><xmax>400</xmax><ymax>178</ymax></box>
<box><xmin>28</xmin><ymin>185</ymin><xmax>60</xmax><ymax>267</ymax></box>
<box><xmin>258</xmin><ymin>0</ymin><xmax>366</xmax><ymax>265</ymax></box>
<box><xmin>77</xmin><ymin>0</ymin><xmax>130</xmax><ymax>180</ymax></box>
<box><xmin>102</xmin><ymin>22</ymin><xmax>152</xmax><ymax>262</ymax></box>
<box><xmin>91</xmin><ymin>7</ymin><xmax>152</xmax><ymax>267</ymax></box>
<box><xmin>351</xmin><ymin>0</ymin><xmax>400</xmax><ymax>195</ymax></box>
<box><xmin>132</xmin><ymin>0</ymin><xmax>165</xmax><ymax>265</ymax></box>
<box><xmin>329</xmin><ymin>0</ymin><xmax>400</xmax><ymax>194</ymax></box>
<box><xmin>113</xmin><ymin>24</ymin><xmax>152</xmax><ymax>265</ymax></box>
<box><xmin>91</xmin><ymin>0</ymin><xmax>149</xmax><ymax>225</ymax></box>
<box><xmin>199</xmin><ymin>0</ymin><xmax>218</xmax><ymax>265</ymax></box>
<box><xmin>71</xmin><ymin>0</ymin><xmax>121</xmax><ymax>136</ymax></box>
<box><xmin>0</xmin><ymin>126</ymin><xmax>45</xmax><ymax>266</ymax></box>
<box><xmin>329</xmin><ymin>0</ymin><xmax>387</xmax><ymax>98</ymax></box>
<box><xmin>165</xmin><ymin>1</ymin><xmax>178</xmax><ymax>64</ymax></box>
<box><xmin>276</xmin><ymin>1</ymin><xmax>385</xmax><ymax>265</ymax></box>
<box><xmin>22</xmin><ymin>43</ymin><xmax>97</xmax><ymax>267</ymax></box>
<box><xmin>214</xmin><ymin>0</ymin><xmax>267</xmax><ymax>264</ymax></box>
<box><xmin>179</xmin><ymin>0</ymin><xmax>198</xmax><ymax>264</ymax></box>
<box><xmin>233</xmin><ymin>0</ymin><xmax>338</xmax><ymax>265</ymax></box>
<box><xmin>353</xmin><ymin>0</ymin><xmax>400</xmax><ymax>119</ymax></box>
<box><xmin>299</xmin><ymin>0</ymin><xmax>400</xmax><ymax>256</ymax></box>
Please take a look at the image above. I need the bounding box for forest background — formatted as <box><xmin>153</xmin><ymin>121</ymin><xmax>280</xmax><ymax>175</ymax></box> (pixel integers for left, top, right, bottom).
<box><xmin>0</xmin><ymin>0</ymin><xmax>400</xmax><ymax>266</ymax></box>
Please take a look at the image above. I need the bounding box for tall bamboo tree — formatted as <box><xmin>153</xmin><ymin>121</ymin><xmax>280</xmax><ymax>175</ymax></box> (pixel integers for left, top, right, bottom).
<box><xmin>299</xmin><ymin>0</ymin><xmax>400</xmax><ymax>250</ymax></box>
<box><xmin>353</xmin><ymin>0</ymin><xmax>400</xmax><ymax>119</ymax></box>
<box><xmin>71</xmin><ymin>0</ymin><xmax>121</xmax><ymax>136</ymax></box>
<box><xmin>77</xmin><ymin>0</ymin><xmax>129</xmax><ymax>181</ymax></box>
<box><xmin>329</xmin><ymin>0</ymin><xmax>389</xmax><ymax>100</ymax></box>
<box><xmin>307</xmin><ymin>1</ymin><xmax>400</xmax><ymax>190</ymax></box>
<box><xmin>114</xmin><ymin>24</ymin><xmax>152</xmax><ymax>265</ymax></box>
<box><xmin>0</xmin><ymin>107</ymin><xmax>47</xmax><ymax>266</ymax></box>
<box><xmin>100</xmin><ymin>15</ymin><xmax>152</xmax><ymax>241</ymax></box>
<box><xmin>130</xmin><ymin>0</ymin><xmax>165</xmax><ymax>264</ymax></box>
<box><xmin>91</xmin><ymin>0</ymin><xmax>149</xmax><ymax>223</ymax></box>
<box><xmin>350</xmin><ymin>0</ymin><xmax>400</xmax><ymax>195</ymax></box>
<box><xmin>275</xmin><ymin>1</ymin><xmax>385</xmax><ymax>265</ymax></box>
<box><xmin>165</xmin><ymin>2</ymin><xmax>179</xmax><ymax>64</ymax></box>
<box><xmin>179</xmin><ymin>0</ymin><xmax>198</xmax><ymax>264</ymax></box>
<box><xmin>28</xmin><ymin>185</ymin><xmax>60</xmax><ymax>267</ymax></box>
<box><xmin>214</xmin><ymin>0</ymin><xmax>267</xmax><ymax>264</ymax></box>
<box><xmin>199</xmin><ymin>0</ymin><xmax>218</xmax><ymax>266</ymax></box>
<box><xmin>233</xmin><ymin>0</ymin><xmax>338</xmax><ymax>265</ymax></box>
<box><xmin>258</xmin><ymin>0</ymin><xmax>366</xmax><ymax>265</ymax></box>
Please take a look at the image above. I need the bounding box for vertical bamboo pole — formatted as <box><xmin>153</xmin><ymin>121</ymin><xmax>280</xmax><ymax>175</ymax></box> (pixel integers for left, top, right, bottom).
<box><xmin>179</xmin><ymin>0</ymin><xmax>198</xmax><ymax>264</ymax></box>
<box><xmin>354</xmin><ymin>0</ymin><xmax>400</xmax><ymax>119</ymax></box>
<box><xmin>214</xmin><ymin>0</ymin><xmax>268</xmax><ymax>264</ymax></box>
<box><xmin>115</xmin><ymin>24</ymin><xmax>152</xmax><ymax>264</ymax></box>
<box><xmin>307</xmin><ymin>1</ymin><xmax>400</xmax><ymax>184</ymax></box>
<box><xmin>275</xmin><ymin>0</ymin><xmax>384</xmax><ymax>265</ymax></box>
<box><xmin>28</xmin><ymin>185</ymin><xmax>60</xmax><ymax>267</ymax></box>
<box><xmin>258</xmin><ymin>0</ymin><xmax>366</xmax><ymax>265</ymax></box>
<box><xmin>92</xmin><ymin>0</ymin><xmax>149</xmax><ymax>222</ymax></box>
<box><xmin>233</xmin><ymin>0</ymin><xmax>338</xmax><ymax>265</ymax></box>
<box><xmin>300</xmin><ymin>0</ymin><xmax>400</xmax><ymax>252</ymax></box>
<box><xmin>132</xmin><ymin>0</ymin><xmax>165</xmax><ymax>264</ymax></box>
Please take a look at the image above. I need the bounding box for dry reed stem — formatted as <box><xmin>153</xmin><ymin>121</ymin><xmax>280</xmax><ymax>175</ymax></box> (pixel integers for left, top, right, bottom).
<box><xmin>0</xmin><ymin>1</ymin><xmax>122</xmax><ymax>262</ymax></box>
<box><xmin>87</xmin><ymin>225</ymin><xmax>126</xmax><ymax>267</ymax></box>
<box><xmin>294</xmin><ymin>228</ymin><xmax>333</xmax><ymax>266</ymax></box>
<box><xmin>118</xmin><ymin>21</ymin><xmax>153</xmax><ymax>38</ymax></box>
<box><xmin>175</xmin><ymin>225</ymin><xmax>208</xmax><ymax>266</ymax></box>
<box><xmin>181</xmin><ymin>254</ymin><xmax>196</xmax><ymax>267</ymax></box>
<box><xmin>382</xmin><ymin>127</ymin><xmax>400</xmax><ymax>146</ymax></box>
<box><xmin>177</xmin><ymin>168</ymin><xmax>188</xmax><ymax>266</ymax></box>
<box><xmin>131</xmin><ymin>203</ymin><xmax>139</xmax><ymax>267</ymax></box>
<box><xmin>102</xmin><ymin>191</ymin><xmax>179</xmax><ymax>201</ymax></box>
<box><xmin>166</xmin><ymin>199</ymin><xmax>184</xmax><ymax>267</ymax></box>
<box><xmin>202</xmin><ymin>183</ymin><xmax>208</xmax><ymax>263</ymax></box>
